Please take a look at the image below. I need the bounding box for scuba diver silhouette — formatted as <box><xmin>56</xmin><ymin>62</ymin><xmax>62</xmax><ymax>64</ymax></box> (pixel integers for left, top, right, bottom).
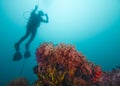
<box><xmin>14</xmin><ymin>5</ymin><xmax>49</xmax><ymax>60</ymax></box>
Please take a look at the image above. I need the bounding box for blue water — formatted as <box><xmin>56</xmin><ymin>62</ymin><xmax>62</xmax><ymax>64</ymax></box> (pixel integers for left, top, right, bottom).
<box><xmin>0</xmin><ymin>0</ymin><xmax>120</xmax><ymax>85</ymax></box>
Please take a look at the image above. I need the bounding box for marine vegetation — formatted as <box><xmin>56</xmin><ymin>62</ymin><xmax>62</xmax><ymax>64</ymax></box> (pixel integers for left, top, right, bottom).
<box><xmin>33</xmin><ymin>43</ymin><xmax>102</xmax><ymax>86</ymax></box>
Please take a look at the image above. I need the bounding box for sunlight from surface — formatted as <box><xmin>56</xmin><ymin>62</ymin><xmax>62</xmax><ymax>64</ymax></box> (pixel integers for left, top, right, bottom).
<box><xmin>1</xmin><ymin>0</ymin><xmax>120</xmax><ymax>42</ymax></box>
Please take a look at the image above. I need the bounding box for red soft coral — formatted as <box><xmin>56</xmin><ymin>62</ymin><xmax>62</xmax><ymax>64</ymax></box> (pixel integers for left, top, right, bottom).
<box><xmin>34</xmin><ymin>43</ymin><xmax>102</xmax><ymax>86</ymax></box>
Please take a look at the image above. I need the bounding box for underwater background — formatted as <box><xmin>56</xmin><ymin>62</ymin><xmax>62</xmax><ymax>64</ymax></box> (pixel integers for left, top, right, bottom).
<box><xmin>0</xmin><ymin>0</ymin><xmax>120</xmax><ymax>86</ymax></box>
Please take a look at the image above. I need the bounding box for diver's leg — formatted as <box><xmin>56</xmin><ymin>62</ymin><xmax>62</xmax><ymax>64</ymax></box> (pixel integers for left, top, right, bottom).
<box><xmin>25</xmin><ymin>29</ymin><xmax>37</xmax><ymax>50</ymax></box>
<box><xmin>15</xmin><ymin>28</ymin><xmax>31</xmax><ymax>51</ymax></box>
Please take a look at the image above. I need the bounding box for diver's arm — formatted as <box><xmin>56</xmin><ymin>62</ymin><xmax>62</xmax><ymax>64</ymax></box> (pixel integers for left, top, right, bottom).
<box><xmin>31</xmin><ymin>5</ymin><xmax>38</xmax><ymax>14</ymax></box>
<box><xmin>43</xmin><ymin>14</ymin><xmax>49</xmax><ymax>23</ymax></box>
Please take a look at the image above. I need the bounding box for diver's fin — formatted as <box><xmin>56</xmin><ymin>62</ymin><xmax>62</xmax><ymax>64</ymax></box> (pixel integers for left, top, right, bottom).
<box><xmin>13</xmin><ymin>51</ymin><xmax>22</xmax><ymax>61</ymax></box>
<box><xmin>24</xmin><ymin>50</ymin><xmax>31</xmax><ymax>58</ymax></box>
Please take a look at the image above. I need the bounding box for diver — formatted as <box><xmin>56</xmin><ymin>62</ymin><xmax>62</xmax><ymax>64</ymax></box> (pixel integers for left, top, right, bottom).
<box><xmin>14</xmin><ymin>5</ymin><xmax>49</xmax><ymax>60</ymax></box>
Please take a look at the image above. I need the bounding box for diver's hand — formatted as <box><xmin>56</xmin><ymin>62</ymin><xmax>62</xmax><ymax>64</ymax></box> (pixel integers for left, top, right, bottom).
<box><xmin>44</xmin><ymin>14</ymin><xmax>48</xmax><ymax>17</ymax></box>
<box><xmin>44</xmin><ymin>13</ymin><xmax>49</xmax><ymax>23</ymax></box>
<box><xmin>35</xmin><ymin>5</ymin><xmax>38</xmax><ymax>9</ymax></box>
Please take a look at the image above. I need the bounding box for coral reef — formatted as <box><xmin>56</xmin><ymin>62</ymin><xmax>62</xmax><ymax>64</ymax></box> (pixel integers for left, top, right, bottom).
<box><xmin>99</xmin><ymin>66</ymin><xmax>120</xmax><ymax>86</ymax></box>
<box><xmin>33</xmin><ymin>43</ymin><xmax>102</xmax><ymax>86</ymax></box>
<box><xmin>8</xmin><ymin>43</ymin><xmax>120</xmax><ymax>86</ymax></box>
<box><xmin>7</xmin><ymin>77</ymin><xmax>29</xmax><ymax>86</ymax></box>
